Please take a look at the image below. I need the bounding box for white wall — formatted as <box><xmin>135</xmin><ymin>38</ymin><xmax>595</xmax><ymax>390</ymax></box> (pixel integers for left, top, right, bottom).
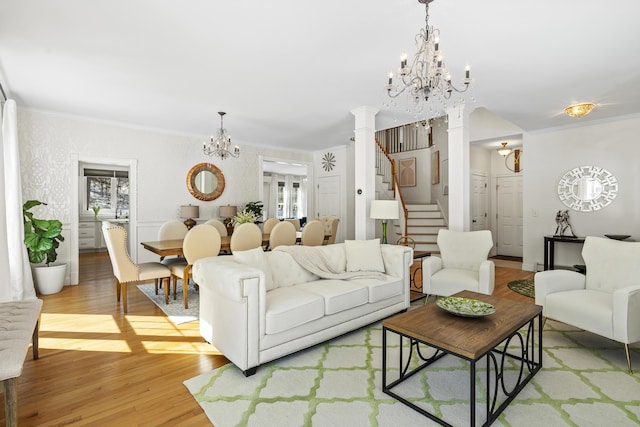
<box><xmin>523</xmin><ymin>114</ymin><xmax>640</xmax><ymax>271</ymax></box>
<box><xmin>18</xmin><ymin>109</ymin><xmax>312</xmax><ymax>284</ymax></box>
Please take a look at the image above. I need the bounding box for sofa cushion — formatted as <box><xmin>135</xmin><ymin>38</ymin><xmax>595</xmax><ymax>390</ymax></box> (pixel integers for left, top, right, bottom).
<box><xmin>265</xmin><ymin>287</ymin><xmax>325</xmax><ymax>334</ymax></box>
<box><xmin>233</xmin><ymin>247</ymin><xmax>274</xmax><ymax>290</ymax></box>
<box><xmin>545</xmin><ymin>289</ymin><xmax>613</xmax><ymax>339</ymax></box>
<box><xmin>350</xmin><ymin>274</ymin><xmax>403</xmax><ymax>303</ymax></box>
<box><xmin>430</xmin><ymin>268</ymin><xmax>480</xmax><ymax>295</ymax></box>
<box><xmin>295</xmin><ymin>280</ymin><xmax>369</xmax><ymax>315</ymax></box>
<box><xmin>345</xmin><ymin>239</ymin><xmax>384</xmax><ymax>273</ymax></box>
<box><xmin>267</xmin><ymin>250</ymin><xmax>319</xmax><ymax>288</ymax></box>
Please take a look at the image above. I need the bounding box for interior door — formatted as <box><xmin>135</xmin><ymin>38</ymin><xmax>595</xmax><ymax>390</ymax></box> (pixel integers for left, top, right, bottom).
<box><xmin>317</xmin><ymin>176</ymin><xmax>341</xmax><ymax>240</ymax></box>
<box><xmin>471</xmin><ymin>172</ymin><xmax>488</xmax><ymax>231</ymax></box>
<box><xmin>496</xmin><ymin>175</ymin><xmax>523</xmax><ymax>257</ymax></box>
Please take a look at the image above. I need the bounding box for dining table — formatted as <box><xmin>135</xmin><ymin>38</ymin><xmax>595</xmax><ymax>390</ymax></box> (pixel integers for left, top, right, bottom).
<box><xmin>141</xmin><ymin>231</ymin><xmax>316</xmax><ymax>257</ymax></box>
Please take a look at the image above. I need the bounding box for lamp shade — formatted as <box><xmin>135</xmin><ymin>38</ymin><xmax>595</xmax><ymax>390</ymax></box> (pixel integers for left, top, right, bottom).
<box><xmin>370</xmin><ymin>200</ymin><xmax>400</xmax><ymax>220</ymax></box>
<box><xmin>219</xmin><ymin>205</ymin><xmax>237</xmax><ymax>218</ymax></box>
<box><xmin>180</xmin><ymin>205</ymin><xmax>199</xmax><ymax>219</ymax></box>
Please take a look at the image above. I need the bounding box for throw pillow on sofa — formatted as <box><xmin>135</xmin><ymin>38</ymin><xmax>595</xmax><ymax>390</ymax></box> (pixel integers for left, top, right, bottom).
<box><xmin>345</xmin><ymin>239</ymin><xmax>385</xmax><ymax>273</ymax></box>
<box><xmin>233</xmin><ymin>247</ymin><xmax>275</xmax><ymax>290</ymax></box>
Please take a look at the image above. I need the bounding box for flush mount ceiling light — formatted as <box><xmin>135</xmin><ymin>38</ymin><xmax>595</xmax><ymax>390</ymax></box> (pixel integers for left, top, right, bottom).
<box><xmin>203</xmin><ymin>112</ymin><xmax>240</xmax><ymax>160</ymax></box>
<box><xmin>384</xmin><ymin>0</ymin><xmax>472</xmax><ymax>118</ymax></box>
<box><xmin>497</xmin><ymin>142</ymin><xmax>512</xmax><ymax>156</ymax></box>
<box><xmin>564</xmin><ymin>103</ymin><xmax>595</xmax><ymax>118</ymax></box>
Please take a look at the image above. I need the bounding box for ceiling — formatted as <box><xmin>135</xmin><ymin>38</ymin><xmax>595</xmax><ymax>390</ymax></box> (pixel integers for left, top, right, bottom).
<box><xmin>2</xmin><ymin>0</ymin><xmax>640</xmax><ymax>152</ymax></box>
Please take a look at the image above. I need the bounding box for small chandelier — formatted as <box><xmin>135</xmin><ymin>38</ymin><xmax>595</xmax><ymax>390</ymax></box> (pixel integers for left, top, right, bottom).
<box><xmin>203</xmin><ymin>111</ymin><xmax>240</xmax><ymax>160</ymax></box>
<box><xmin>497</xmin><ymin>142</ymin><xmax>512</xmax><ymax>156</ymax></box>
<box><xmin>564</xmin><ymin>103</ymin><xmax>595</xmax><ymax>118</ymax></box>
<box><xmin>385</xmin><ymin>0</ymin><xmax>472</xmax><ymax>117</ymax></box>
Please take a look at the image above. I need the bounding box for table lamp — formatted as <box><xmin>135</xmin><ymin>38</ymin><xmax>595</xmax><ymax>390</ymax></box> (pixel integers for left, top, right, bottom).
<box><xmin>370</xmin><ymin>200</ymin><xmax>399</xmax><ymax>244</ymax></box>
<box><xmin>219</xmin><ymin>205</ymin><xmax>238</xmax><ymax>235</ymax></box>
<box><xmin>180</xmin><ymin>204</ymin><xmax>199</xmax><ymax>230</ymax></box>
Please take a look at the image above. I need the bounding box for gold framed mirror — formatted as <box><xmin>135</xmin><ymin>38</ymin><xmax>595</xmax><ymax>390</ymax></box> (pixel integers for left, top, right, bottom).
<box><xmin>186</xmin><ymin>163</ymin><xmax>225</xmax><ymax>201</ymax></box>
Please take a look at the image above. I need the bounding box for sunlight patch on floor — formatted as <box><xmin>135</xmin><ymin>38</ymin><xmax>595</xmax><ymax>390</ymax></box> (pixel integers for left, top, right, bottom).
<box><xmin>41</xmin><ymin>337</ymin><xmax>132</xmax><ymax>352</ymax></box>
<box><xmin>40</xmin><ymin>313</ymin><xmax>122</xmax><ymax>333</ymax></box>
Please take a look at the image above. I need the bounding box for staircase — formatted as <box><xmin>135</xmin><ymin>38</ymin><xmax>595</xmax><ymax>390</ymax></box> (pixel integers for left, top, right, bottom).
<box><xmin>390</xmin><ymin>203</ymin><xmax>446</xmax><ymax>254</ymax></box>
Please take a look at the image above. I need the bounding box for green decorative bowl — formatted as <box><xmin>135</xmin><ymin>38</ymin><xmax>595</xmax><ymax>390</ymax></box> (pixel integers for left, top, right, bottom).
<box><xmin>436</xmin><ymin>297</ymin><xmax>496</xmax><ymax>318</ymax></box>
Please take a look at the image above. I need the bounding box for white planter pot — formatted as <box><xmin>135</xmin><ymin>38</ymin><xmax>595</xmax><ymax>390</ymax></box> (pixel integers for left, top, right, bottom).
<box><xmin>33</xmin><ymin>263</ymin><xmax>67</xmax><ymax>295</ymax></box>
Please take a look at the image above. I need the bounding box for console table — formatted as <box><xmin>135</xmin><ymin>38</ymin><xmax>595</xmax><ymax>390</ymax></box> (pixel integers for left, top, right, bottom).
<box><xmin>543</xmin><ymin>235</ymin><xmax>585</xmax><ymax>270</ymax></box>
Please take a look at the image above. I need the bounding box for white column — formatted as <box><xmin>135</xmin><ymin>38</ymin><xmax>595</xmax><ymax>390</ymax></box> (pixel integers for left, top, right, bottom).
<box><xmin>351</xmin><ymin>106</ymin><xmax>379</xmax><ymax>240</ymax></box>
<box><xmin>447</xmin><ymin>104</ymin><xmax>471</xmax><ymax>231</ymax></box>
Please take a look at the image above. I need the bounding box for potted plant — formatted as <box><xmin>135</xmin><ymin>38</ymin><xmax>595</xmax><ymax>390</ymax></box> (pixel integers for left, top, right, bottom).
<box><xmin>244</xmin><ymin>201</ymin><xmax>263</xmax><ymax>223</ymax></box>
<box><xmin>23</xmin><ymin>200</ymin><xmax>67</xmax><ymax>295</ymax></box>
<box><xmin>231</xmin><ymin>209</ymin><xmax>257</xmax><ymax>226</ymax></box>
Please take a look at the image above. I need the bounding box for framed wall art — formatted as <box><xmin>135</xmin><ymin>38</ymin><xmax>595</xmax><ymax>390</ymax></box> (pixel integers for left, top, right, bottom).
<box><xmin>431</xmin><ymin>150</ymin><xmax>440</xmax><ymax>185</ymax></box>
<box><xmin>399</xmin><ymin>157</ymin><xmax>416</xmax><ymax>187</ymax></box>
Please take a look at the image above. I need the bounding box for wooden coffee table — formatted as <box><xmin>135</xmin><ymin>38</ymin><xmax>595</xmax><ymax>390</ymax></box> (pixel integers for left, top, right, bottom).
<box><xmin>382</xmin><ymin>290</ymin><xmax>543</xmax><ymax>426</ymax></box>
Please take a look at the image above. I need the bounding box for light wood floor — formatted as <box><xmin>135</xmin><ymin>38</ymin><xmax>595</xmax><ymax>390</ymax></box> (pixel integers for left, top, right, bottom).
<box><xmin>2</xmin><ymin>252</ymin><xmax>533</xmax><ymax>426</ymax></box>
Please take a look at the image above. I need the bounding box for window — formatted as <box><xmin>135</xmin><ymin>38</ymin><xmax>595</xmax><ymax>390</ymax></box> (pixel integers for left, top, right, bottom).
<box><xmin>84</xmin><ymin>168</ymin><xmax>129</xmax><ymax>217</ymax></box>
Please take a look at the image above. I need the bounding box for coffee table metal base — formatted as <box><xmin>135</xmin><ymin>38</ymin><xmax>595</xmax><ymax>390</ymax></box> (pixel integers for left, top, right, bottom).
<box><xmin>382</xmin><ymin>314</ymin><xmax>542</xmax><ymax>427</ymax></box>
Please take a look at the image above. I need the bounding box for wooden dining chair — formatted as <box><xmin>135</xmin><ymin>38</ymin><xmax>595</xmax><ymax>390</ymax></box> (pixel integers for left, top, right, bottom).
<box><xmin>230</xmin><ymin>223</ymin><xmax>262</xmax><ymax>252</ymax></box>
<box><xmin>301</xmin><ymin>219</ymin><xmax>324</xmax><ymax>246</ymax></box>
<box><xmin>284</xmin><ymin>218</ymin><xmax>301</xmax><ymax>231</ymax></box>
<box><xmin>269</xmin><ymin>221</ymin><xmax>296</xmax><ymax>249</ymax></box>
<box><xmin>318</xmin><ymin>216</ymin><xmax>340</xmax><ymax>244</ymax></box>
<box><xmin>102</xmin><ymin>222</ymin><xmax>171</xmax><ymax>313</ymax></box>
<box><xmin>169</xmin><ymin>224</ymin><xmax>221</xmax><ymax>309</ymax></box>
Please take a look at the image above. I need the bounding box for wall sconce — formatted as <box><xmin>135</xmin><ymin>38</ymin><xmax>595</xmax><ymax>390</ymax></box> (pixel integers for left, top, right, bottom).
<box><xmin>180</xmin><ymin>204</ymin><xmax>199</xmax><ymax>229</ymax></box>
<box><xmin>370</xmin><ymin>200</ymin><xmax>399</xmax><ymax>244</ymax></box>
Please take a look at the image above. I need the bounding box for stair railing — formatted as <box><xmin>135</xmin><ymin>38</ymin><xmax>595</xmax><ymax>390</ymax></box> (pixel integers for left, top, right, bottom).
<box><xmin>375</xmin><ymin>138</ymin><xmax>409</xmax><ymax>240</ymax></box>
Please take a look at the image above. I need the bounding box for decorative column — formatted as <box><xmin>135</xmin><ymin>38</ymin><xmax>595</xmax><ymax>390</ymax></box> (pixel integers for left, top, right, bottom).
<box><xmin>447</xmin><ymin>104</ymin><xmax>471</xmax><ymax>231</ymax></box>
<box><xmin>351</xmin><ymin>106</ymin><xmax>379</xmax><ymax>240</ymax></box>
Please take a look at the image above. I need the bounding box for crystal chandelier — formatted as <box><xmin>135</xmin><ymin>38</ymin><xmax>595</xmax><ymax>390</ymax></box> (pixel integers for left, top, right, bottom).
<box><xmin>385</xmin><ymin>0</ymin><xmax>472</xmax><ymax>117</ymax></box>
<box><xmin>203</xmin><ymin>111</ymin><xmax>240</xmax><ymax>160</ymax></box>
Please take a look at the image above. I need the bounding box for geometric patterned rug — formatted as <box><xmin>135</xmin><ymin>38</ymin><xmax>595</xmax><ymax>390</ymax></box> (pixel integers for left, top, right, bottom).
<box><xmin>184</xmin><ymin>320</ymin><xmax>640</xmax><ymax>426</ymax></box>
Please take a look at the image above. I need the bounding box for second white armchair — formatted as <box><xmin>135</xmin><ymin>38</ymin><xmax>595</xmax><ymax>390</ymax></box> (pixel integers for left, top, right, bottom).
<box><xmin>422</xmin><ymin>229</ymin><xmax>495</xmax><ymax>299</ymax></box>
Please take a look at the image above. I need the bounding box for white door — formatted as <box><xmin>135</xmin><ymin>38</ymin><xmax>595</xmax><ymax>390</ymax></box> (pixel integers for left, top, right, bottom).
<box><xmin>317</xmin><ymin>176</ymin><xmax>341</xmax><ymax>240</ymax></box>
<box><xmin>496</xmin><ymin>175</ymin><xmax>523</xmax><ymax>257</ymax></box>
<box><xmin>471</xmin><ymin>173</ymin><xmax>488</xmax><ymax>231</ymax></box>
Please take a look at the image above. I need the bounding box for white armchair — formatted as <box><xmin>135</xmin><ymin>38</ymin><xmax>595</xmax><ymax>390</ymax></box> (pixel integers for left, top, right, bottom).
<box><xmin>422</xmin><ymin>229</ymin><xmax>495</xmax><ymax>299</ymax></box>
<box><xmin>535</xmin><ymin>236</ymin><xmax>640</xmax><ymax>373</ymax></box>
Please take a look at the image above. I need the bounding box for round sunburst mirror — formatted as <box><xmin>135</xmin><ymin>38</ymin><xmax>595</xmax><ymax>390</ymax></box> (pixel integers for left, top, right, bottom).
<box><xmin>186</xmin><ymin>163</ymin><xmax>225</xmax><ymax>201</ymax></box>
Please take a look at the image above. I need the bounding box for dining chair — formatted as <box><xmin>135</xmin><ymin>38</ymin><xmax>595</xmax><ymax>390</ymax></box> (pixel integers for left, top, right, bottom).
<box><xmin>284</xmin><ymin>218</ymin><xmax>301</xmax><ymax>231</ymax></box>
<box><xmin>301</xmin><ymin>219</ymin><xmax>324</xmax><ymax>246</ymax></box>
<box><xmin>169</xmin><ymin>224</ymin><xmax>221</xmax><ymax>309</ymax></box>
<box><xmin>269</xmin><ymin>221</ymin><xmax>296</xmax><ymax>249</ymax></box>
<box><xmin>230</xmin><ymin>223</ymin><xmax>263</xmax><ymax>253</ymax></box>
<box><xmin>318</xmin><ymin>216</ymin><xmax>340</xmax><ymax>244</ymax></box>
<box><xmin>263</xmin><ymin>217</ymin><xmax>280</xmax><ymax>235</ymax></box>
<box><xmin>102</xmin><ymin>222</ymin><xmax>171</xmax><ymax>313</ymax></box>
<box><xmin>157</xmin><ymin>219</ymin><xmax>188</xmax><ymax>264</ymax></box>
<box><xmin>205</xmin><ymin>219</ymin><xmax>228</xmax><ymax>237</ymax></box>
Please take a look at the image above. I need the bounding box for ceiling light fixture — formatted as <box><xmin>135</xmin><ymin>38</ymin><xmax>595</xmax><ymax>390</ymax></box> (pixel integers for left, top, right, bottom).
<box><xmin>564</xmin><ymin>103</ymin><xmax>595</xmax><ymax>118</ymax></box>
<box><xmin>384</xmin><ymin>0</ymin><xmax>472</xmax><ymax>118</ymax></box>
<box><xmin>497</xmin><ymin>142</ymin><xmax>512</xmax><ymax>156</ymax></box>
<box><xmin>203</xmin><ymin>112</ymin><xmax>240</xmax><ymax>160</ymax></box>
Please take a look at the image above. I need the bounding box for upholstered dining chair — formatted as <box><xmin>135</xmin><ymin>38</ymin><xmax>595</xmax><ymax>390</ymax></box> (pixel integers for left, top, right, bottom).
<box><xmin>318</xmin><ymin>216</ymin><xmax>340</xmax><ymax>244</ymax></box>
<box><xmin>535</xmin><ymin>236</ymin><xmax>640</xmax><ymax>373</ymax></box>
<box><xmin>284</xmin><ymin>218</ymin><xmax>301</xmax><ymax>231</ymax></box>
<box><xmin>269</xmin><ymin>221</ymin><xmax>296</xmax><ymax>249</ymax></box>
<box><xmin>169</xmin><ymin>224</ymin><xmax>221</xmax><ymax>309</ymax></box>
<box><xmin>229</xmin><ymin>223</ymin><xmax>263</xmax><ymax>253</ymax></box>
<box><xmin>301</xmin><ymin>219</ymin><xmax>324</xmax><ymax>246</ymax></box>
<box><xmin>262</xmin><ymin>217</ymin><xmax>280</xmax><ymax>235</ymax></box>
<box><xmin>422</xmin><ymin>229</ymin><xmax>495</xmax><ymax>301</ymax></box>
<box><xmin>205</xmin><ymin>219</ymin><xmax>228</xmax><ymax>237</ymax></box>
<box><xmin>157</xmin><ymin>220</ymin><xmax>188</xmax><ymax>263</ymax></box>
<box><xmin>102</xmin><ymin>222</ymin><xmax>171</xmax><ymax>313</ymax></box>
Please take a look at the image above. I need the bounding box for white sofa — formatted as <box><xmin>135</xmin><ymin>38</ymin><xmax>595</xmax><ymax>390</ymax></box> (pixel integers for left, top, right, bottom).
<box><xmin>192</xmin><ymin>241</ymin><xmax>413</xmax><ymax>376</ymax></box>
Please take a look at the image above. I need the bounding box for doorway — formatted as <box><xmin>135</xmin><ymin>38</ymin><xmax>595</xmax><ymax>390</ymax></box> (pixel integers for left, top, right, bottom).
<box><xmin>496</xmin><ymin>175</ymin><xmax>523</xmax><ymax>257</ymax></box>
<box><xmin>471</xmin><ymin>172</ymin><xmax>488</xmax><ymax>231</ymax></box>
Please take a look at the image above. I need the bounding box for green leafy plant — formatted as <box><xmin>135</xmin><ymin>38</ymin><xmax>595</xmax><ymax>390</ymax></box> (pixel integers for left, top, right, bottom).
<box><xmin>231</xmin><ymin>210</ymin><xmax>257</xmax><ymax>226</ymax></box>
<box><xmin>23</xmin><ymin>200</ymin><xmax>65</xmax><ymax>265</ymax></box>
<box><xmin>91</xmin><ymin>205</ymin><xmax>101</xmax><ymax>219</ymax></box>
<box><xmin>244</xmin><ymin>201</ymin><xmax>263</xmax><ymax>220</ymax></box>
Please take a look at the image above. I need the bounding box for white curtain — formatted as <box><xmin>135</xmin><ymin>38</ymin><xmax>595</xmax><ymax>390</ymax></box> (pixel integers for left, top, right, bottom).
<box><xmin>0</xmin><ymin>99</ymin><xmax>35</xmax><ymax>302</ymax></box>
